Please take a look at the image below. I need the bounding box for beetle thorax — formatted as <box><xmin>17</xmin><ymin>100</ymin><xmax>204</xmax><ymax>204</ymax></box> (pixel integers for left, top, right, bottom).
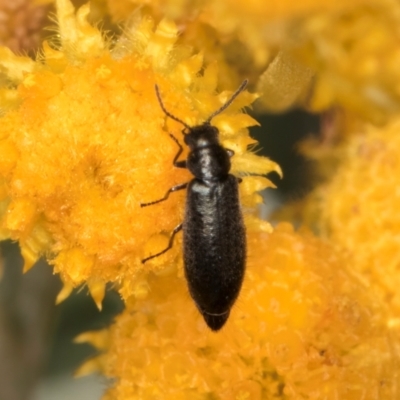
<box><xmin>184</xmin><ymin>124</ymin><xmax>231</xmax><ymax>181</ymax></box>
<box><xmin>187</xmin><ymin>145</ymin><xmax>231</xmax><ymax>182</ymax></box>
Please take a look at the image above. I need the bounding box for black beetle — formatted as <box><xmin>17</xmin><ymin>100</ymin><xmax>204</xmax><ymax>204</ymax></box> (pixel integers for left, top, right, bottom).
<box><xmin>141</xmin><ymin>80</ymin><xmax>248</xmax><ymax>331</ymax></box>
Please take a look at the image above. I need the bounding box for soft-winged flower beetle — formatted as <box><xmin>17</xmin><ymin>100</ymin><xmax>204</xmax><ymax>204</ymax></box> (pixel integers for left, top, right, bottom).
<box><xmin>141</xmin><ymin>80</ymin><xmax>248</xmax><ymax>331</ymax></box>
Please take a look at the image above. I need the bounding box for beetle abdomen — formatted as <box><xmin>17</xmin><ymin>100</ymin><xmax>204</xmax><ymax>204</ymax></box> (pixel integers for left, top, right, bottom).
<box><xmin>183</xmin><ymin>175</ymin><xmax>246</xmax><ymax>330</ymax></box>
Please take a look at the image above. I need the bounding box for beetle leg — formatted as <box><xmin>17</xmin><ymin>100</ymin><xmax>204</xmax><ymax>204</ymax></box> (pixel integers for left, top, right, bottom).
<box><xmin>140</xmin><ymin>182</ymin><xmax>188</xmax><ymax>207</ymax></box>
<box><xmin>169</xmin><ymin>133</ymin><xmax>187</xmax><ymax>168</ymax></box>
<box><xmin>142</xmin><ymin>223</ymin><xmax>183</xmax><ymax>263</ymax></box>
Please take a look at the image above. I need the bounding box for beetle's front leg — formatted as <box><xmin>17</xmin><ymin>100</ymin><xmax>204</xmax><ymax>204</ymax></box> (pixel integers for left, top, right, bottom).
<box><xmin>140</xmin><ymin>182</ymin><xmax>188</xmax><ymax>207</ymax></box>
<box><xmin>169</xmin><ymin>133</ymin><xmax>187</xmax><ymax>168</ymax></box>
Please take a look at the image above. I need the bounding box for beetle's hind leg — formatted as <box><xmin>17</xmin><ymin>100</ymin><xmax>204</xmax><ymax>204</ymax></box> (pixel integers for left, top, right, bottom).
<box><xmin>142</xmin><ymin>223</ymin><xmax>183</xmax><ymax>263</ymax></box>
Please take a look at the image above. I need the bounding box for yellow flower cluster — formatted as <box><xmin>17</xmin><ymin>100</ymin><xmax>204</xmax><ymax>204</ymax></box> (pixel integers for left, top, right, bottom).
<box><xmin>304</xmin><ymin>117</ymin><xmax>400</xmax><ymax>323</ymax></box>
<box><xmin>288</xmin><ymin>0</ymin><xmax>400</xmax><ymax>123</ymax></box>
<box><xmin>89</xmin><ymin>0</ymin><xmax>400</xmax><ymax>121</ymax></box>
<box><xmin>0</xmin><ymin>0</ymin><xmax>278</xmax><ymax>307</ymax></box>
<box><xmin>1</xmin><ymin>0</ymin><xmax>400</xmax><ymax>399</ymax></box>
<box><xmin>104</xmin><ymin>0</ymin><xmax>371</xmax><ymax>23</ymax></box>
<box><xmin>78</xmin><ymin>224</ymin><xmax>399</xmax><ymax>399</ymax></box>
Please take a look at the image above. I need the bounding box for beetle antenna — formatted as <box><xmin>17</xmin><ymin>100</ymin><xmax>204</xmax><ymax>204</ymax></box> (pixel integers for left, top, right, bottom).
<box><xmin>205</xmin><ymin>79</ymin><xmax>248</xmax><ymax>124</ymax></box>
<box><xmin>155</xmin><ymin>85</ymin><xmax>191</xmax><ymax>130</ymax></box>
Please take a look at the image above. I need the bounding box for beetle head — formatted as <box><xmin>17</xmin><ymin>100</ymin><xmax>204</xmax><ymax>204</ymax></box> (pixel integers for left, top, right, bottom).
<box><xmin>155</xmin><ymin>79</ymin><xmax>248</xmax><ymax>140</ymax></box>
<box><xmin>183</xmin><ymin>124</ymin><xmax>219</xmax><ymax>149</ymax></box>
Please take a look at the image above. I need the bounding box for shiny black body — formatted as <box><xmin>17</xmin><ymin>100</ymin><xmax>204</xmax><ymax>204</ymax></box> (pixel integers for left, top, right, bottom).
<box><xmin>141</xmin><ymin>81</ymin><xmax>248</xmax><ymax>331</ymax></box>
<box><xmin>183</xmin><ymin>126</ymin><xmax>246</xmax><ymax>330</ymax></box>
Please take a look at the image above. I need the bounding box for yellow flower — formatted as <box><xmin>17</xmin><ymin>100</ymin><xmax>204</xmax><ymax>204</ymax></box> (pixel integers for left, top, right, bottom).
<box><xmin>302</xmin><ymin>116</ymin><xmax>400</xmax><ymax>324</ymax></box>
<box><xmin>77</xmin><ymin>224</ymin><xmax>399</xmax><ymax>399</ymax></box>
<box><xmin>288</xmin><ymin>0</ymin><xmax>400</xmax><ymax>123</ymax></box>
<box><xmin>0</xmin><ymin>0</ymin><xmax>279</xmax><ymax>307</ymax></box>
<box><xmin>89</xmin><ymin>0</ymin><xmax>400</xmax><ymax>122</ymax></box>
<box><xmin>256</xmin><ymin>0</ymin><xmax>400</xmax><ymax>121</ymax></box>
<box><xmin>2</xmin><ymin>1</ymin><xmax>399</xmax><ymax>398</ymax></box>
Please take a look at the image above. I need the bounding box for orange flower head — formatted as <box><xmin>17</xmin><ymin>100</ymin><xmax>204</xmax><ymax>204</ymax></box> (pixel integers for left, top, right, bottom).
<box><xmin>0</xmin><ymin>0</ymin><xmax>280</xmax><ymax>307</ymax></box>
<box><xmin>78</xmin><ymin>224</ymin><xmax>399</xmax><ymax>399</ymax></box>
